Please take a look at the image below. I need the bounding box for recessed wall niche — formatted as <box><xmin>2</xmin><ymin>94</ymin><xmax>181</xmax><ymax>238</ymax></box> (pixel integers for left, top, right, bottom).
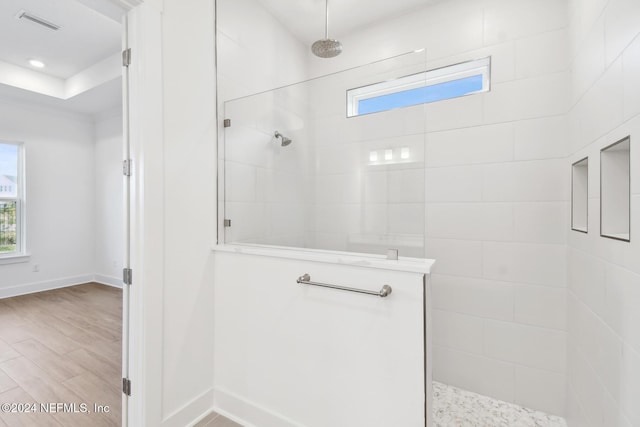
<box><xmin>600</xmin><ymin>136</ymin><xmax>630</xmax><ymax>242</ymax></box>
<box><xmin>571</xmin><ymin>157</ymin><xmax>588</xmax><ymax>233</ymax></box>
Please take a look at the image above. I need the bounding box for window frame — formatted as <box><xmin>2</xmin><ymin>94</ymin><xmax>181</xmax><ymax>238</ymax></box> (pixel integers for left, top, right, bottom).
<box><xmin>0</xmin><ymin>140</ymin><xmax>26</xmax><ymax>260</ymax></box>
<box><xmin>347</xmin><ymin>56</ymin><xmax>491</xmax><ymax>117</ymax></box>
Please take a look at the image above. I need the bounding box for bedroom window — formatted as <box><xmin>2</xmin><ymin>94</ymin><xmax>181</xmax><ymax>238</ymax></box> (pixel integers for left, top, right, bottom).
<box><xmin>0</xmin><ymin>141</ymin><xmax>25</xmax><ymax>257</ymax></box>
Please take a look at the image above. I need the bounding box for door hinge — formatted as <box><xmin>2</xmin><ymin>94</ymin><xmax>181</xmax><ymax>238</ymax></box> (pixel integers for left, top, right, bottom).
<box><xmin>122</xmin><ymin>48</ymin><xmax>131</xmax><ymax>67</ymax></box>
<box><xmin>123</xmin><ymin>268</ymin><xmax>133</xmax><ymax>286</ymax></box>
<box><xmin>224</xmin><ymin>219</ymin><xmax>231</xmax><ymax>227</ymax></box>
<box><xmin>223</xmin><ymin>119</ymin><xmax>231</xmax><ymax>128</ymax></box>
<box><xmin>122</xmin><ymin>378</ymin><xmax>131</xmax><ymax>396</ymax></box>
<box><xmin>123</xmin><ymin>159</ymin><xmax>132</xmax><ymax>176</ymax></box>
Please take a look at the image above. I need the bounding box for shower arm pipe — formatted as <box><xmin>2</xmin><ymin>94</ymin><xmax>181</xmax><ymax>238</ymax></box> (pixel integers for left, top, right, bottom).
<box><xmin>325</xmin><ymin>0</ymin><xmax>329</xmax><ymax>39</ymax></box>
<box><xmin>296</xmin><ymin>274</ymin><xmax>393</xmax><ymax>298</ymax></box>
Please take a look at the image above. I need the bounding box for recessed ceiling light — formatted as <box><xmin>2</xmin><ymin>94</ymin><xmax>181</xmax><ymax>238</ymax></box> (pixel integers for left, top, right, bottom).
<box><xmin>28</xmin><ymin>59</ymin><xmax>45</xmax><ymax>68</ymax></box>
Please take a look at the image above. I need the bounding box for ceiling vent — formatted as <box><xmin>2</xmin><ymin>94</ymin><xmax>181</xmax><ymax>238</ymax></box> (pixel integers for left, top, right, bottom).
<box><xmin>15</xmin><ymin>10</ymin><xmax>61</xmax><ymax>31</ymax></box>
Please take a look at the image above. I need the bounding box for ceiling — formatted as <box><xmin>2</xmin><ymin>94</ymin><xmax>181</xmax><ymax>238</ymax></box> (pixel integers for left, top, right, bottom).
<box><xmin>0</xmin><ymin>0</ymin><xmax>123</xmax><ymax>117</ymax></box>
<box><xmin>0</xmin><ymin>77</ymin><xmax>122</xmax><ymax>117</ymax></box>
<box><xmin>0</xmin><ymin>0</ymin><xmax>440</xmax><ymax>116</ymax></box>
<box><xmin>259</xmin><ymin>0</ymin><xmax>439</xmax><ymax>45</ymax></box>
<box><xmin>0</xmin><ymin>0</ymin><xmax>121</xmax><ymax>79</ymax></box>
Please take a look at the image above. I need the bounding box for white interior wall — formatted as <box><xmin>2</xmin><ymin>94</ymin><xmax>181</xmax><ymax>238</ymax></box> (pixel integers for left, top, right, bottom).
<box><xmin>125</xmin><ymin>0</ymin><xmax>218</xmax><ymax>425</ymax></box>
<box><xmin>0</xmin><ymin>99</ymin><xmax>97</xmax><ymax>296</ymax></box>
<box><xmin>0</xmin><ymin>98</ymin><xmax>123</xmax><ymax>297</ymax></box>
<box><xmin>161</xmin><ymin>0</ymin><xmax>217</xmax><ymax>420</ymax></box>
<box><xmin>566</xmin><ymin>0</ymin><xmax>640</xmax><ymax>425</ymax></box>
<box><xmin>94</xmin><ymin>107</ymin><xmax>124</xmax><ymax>286</ymax></box>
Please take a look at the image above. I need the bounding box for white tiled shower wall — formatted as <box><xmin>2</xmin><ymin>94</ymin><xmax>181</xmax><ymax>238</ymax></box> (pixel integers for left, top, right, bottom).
<box><xmin>223</xmin><ymin>85</ymin><xmax>313</xmax><ymax>247</ymax></box>
<box><xmin>566</xmin><ymin>0</ymin><xmax>640</xmax><ymax>425</ymax></box>
<box><xmin>304</xmin><ymin>0</ymin><xmax>570</xmax><ymax>416</ymax></box>
<box><xmin>306</xmin><ymin>55</ymin><xmax>428</xmax><ymax>256</ymax></box>
<box><xmin>218</xmin><ymin>0</ymin><xmax>312</xmax><ymax>247</ymax></box>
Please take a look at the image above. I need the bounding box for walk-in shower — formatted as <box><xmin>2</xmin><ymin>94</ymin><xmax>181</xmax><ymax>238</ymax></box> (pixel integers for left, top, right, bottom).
<box><xmin>221</xmin><ymin>50</ymin><xmax>428</xmax><ymax>257</ymax></box>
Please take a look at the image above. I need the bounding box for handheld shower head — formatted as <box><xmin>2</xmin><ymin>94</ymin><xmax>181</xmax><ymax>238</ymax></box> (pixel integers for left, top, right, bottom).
<box><xmin>274</xmin><ymin>131</ymin><xmax>292</xmax><ymax>147</ymax></box>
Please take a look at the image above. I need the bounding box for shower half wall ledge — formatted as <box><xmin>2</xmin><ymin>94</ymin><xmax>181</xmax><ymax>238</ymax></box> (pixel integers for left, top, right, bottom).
<box><xmin>211</xmin><ymin>243</ymin><xmax>435</xmax><ymax>427</ymax></box>
<box><xmin>212</xmin><ymin>243</ymin><xmax>434</xmax><ymax>273</ymax></box>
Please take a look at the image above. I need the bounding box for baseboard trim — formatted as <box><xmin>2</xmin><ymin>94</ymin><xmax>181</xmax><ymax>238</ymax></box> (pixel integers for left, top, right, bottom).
<box><xmin>94</xmin><ymin>274</ymin><xmax>123</xmax><ymax>289</ymax></box>
<box><xmin>213</xmin><ymin>388</ymin><xmax>303</xmax><ymax>427</ymax></box>
<box><xmin>0</xmin><ymin>274</ymin><xmax>96</xmax><ymax>299</ymax></box>
<box><xmin>163</xmin><ymin>387</ymin><xmax>215</xmax><ymax>427</ymax></box>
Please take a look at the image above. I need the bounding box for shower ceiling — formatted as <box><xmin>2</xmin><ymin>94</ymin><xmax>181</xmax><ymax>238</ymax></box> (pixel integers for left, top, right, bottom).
<box><xmin>259</xmin><ymin>0</ymin><xmax>440</xmax><ymax>45</ymax></box>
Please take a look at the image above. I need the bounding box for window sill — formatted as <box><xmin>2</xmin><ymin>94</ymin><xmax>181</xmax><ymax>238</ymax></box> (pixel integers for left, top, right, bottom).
<box><xmin>0</xmin><ymin>253</ymin><xmax>31</xmax><ymax>265</ymax></box>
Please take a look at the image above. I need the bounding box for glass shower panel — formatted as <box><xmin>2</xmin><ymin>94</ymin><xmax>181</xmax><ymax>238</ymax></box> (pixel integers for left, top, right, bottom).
<box><xmin>222</xmin><ymin>51</ymin><xmax>427</xmax><ymax>257</ymax></box>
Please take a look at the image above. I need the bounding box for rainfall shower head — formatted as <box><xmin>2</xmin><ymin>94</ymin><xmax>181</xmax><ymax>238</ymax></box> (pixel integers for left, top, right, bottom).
<box><xmin>312</xmin><ymin>0</ymin><xmax>342</xmax><ymax>58</ymax></box>
<box><xmin>274</xmin><ymin>131</ymin><xmax>292</xmax><ymax>147</ymax></box>
<box><xmin>311</xmin><ymin>39</ymin><xmax>342</xmax><ymax>58</ymax></box>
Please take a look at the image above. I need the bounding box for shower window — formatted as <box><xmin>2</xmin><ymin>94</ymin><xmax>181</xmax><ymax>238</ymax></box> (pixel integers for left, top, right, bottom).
<box><xmin>220</xmin><ymin>51</ymin><xmax>428</xmax><ymax>258</ymax></box>
<box><xmin>347</xmin><ymin>57</ymin><xmax>491</xmax><ymax>117</ymax></box>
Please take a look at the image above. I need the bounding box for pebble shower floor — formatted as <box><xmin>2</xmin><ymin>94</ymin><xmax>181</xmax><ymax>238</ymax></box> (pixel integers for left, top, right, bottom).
<box><xmin>433</xmin><ymin>382</ymin><xmax>567</xmax><ymax>427</ymax></box>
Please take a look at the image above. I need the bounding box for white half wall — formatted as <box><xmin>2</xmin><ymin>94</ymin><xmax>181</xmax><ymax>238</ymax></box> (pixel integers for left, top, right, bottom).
<box><xmin>213</xmin><ymin>250</ymin><xmax>430</xmax><ymax>427</ymax></box>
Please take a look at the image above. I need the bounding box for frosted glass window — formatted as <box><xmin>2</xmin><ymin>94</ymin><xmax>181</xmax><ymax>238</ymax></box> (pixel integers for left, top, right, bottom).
<box><xmin>600</xmin><ymin>137</ymin><xmax>630</xmax><ymax>242</ymax></box>
<box><xmin>571</xmin><ymin>157</ymin><xmax>588</xmax><ymax>233</ymax></box>
<box><xmin>347</xmin><ymin>57</ymin><xmax>490</xmax><ymax>117</ymax></box>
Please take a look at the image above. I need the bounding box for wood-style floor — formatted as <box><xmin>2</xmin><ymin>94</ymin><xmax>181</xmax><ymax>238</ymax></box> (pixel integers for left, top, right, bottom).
<box><xmin>0</xmin><ymin>283</ymin><xmax>122</xmax><ymax>427</ymax></box>
<box><xmin>195</xmin><ymin>412</ymin><xmax>242</xmax><ymax>427</ymax></box>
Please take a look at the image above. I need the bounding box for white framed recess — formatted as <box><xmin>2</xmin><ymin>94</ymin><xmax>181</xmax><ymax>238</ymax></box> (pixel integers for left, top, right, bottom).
<box><xmin>571</xmin><ymin>157</ymin><xmax>589</xmax><ymax>233</ymax></box>
<box><xmin>600</xmin><ymin>136</ymin><xmax>631</xmax><ymax>242</ymax></box>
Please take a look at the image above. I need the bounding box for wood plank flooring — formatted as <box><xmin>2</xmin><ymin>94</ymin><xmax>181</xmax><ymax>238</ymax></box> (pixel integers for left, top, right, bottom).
<box><xmin>195</xmin><ymin>411</ymin><xmax>242</xmax><ymax>427</ymax></box>
<box><xmin>0</xmin><ymin>283</ymin><xmax>122</xmax><ymax>427</ymax></box>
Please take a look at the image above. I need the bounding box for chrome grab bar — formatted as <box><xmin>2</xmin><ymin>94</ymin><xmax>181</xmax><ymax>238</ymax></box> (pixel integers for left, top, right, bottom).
<box><xmin>296</xmin><ymin>274</ymin><xmax>392</xmax><ymax>298</ymax></box>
